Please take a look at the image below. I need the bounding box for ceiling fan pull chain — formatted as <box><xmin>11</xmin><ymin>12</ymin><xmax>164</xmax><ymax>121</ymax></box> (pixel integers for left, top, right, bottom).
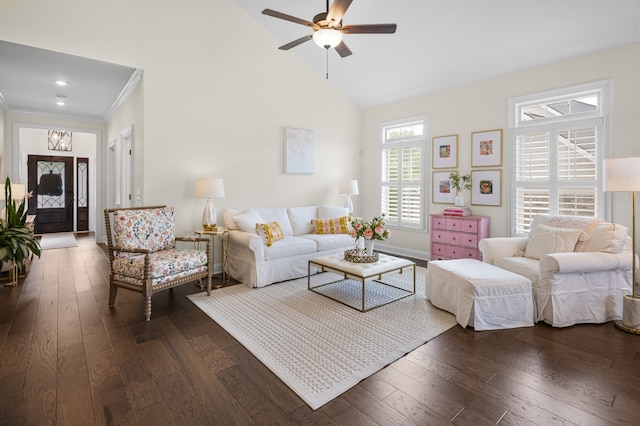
<box><xmin>326</xmin><ymin>48</ymin><xmax>329</xmax><ymax>79</ymax></box>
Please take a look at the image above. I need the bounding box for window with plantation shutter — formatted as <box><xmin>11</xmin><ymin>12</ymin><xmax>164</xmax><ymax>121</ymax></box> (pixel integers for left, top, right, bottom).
<box><xmin>380</xmin><ymin>117</ymin><xmax>426</xmax><ymax>230</ymax></box>
<box><xmin>509</xmin><ymin>81</ymin><xmax>610</xmax><ymax>235</ymax></box>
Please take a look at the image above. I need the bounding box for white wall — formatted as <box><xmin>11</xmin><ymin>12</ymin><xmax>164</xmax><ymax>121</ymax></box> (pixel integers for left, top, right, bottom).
<box><xmin>363</xmin><ymin>41</ymin><xmax>640</xmax><ymax>259</ymax></box>
<box><xmin>0</xmin><ymin>0</ymin><xmax>363</xmax><ymax>245</ymax></box>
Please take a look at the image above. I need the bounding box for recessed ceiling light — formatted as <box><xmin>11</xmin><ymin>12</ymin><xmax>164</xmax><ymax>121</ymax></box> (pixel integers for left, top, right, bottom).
<box><xmin>56</xmin><ymin>80</ymin><xmax>67</xmax><ymax>86</ymax></box>
<box><xmin>56</xmin><ymin>95</ymin><xmax>66</xmax><ymax>106</ymax></box>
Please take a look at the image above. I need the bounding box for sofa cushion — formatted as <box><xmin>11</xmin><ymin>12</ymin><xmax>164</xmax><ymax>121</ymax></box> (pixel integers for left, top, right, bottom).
<box><xmin>287</xmin><ymin>206</ymin><xmax>318</xmax><ymax>235</ymax></box>
<box><xmin>232</xmin><ymin>209</ymin><xmax>264</xmax><ymax>234</ymax></box>
<box><xmin>312</xmin><ymin>216</ymin><xmax>350</xmax><ymax>234</ymax></box>
<box><xmin>583</xmin><ymin>223</ymin><xmax>629</xmax><ymax>253</ymax></box>
<box><xmin>256</xmin><ymin>222</ymin><xmax>285</xmax><ymax>247</ymax></box>
<box><xmin>113</xmin><ymin>249</ymin><xmax>208</xmax><ymax>286</ymax></box>
<box><xmin>524</xmin><ymin>224</ymin><xmax>584</xmax><ymax>259</ymax></box>
<box><xmin>113</xmin><ymin>207</ymin><xmax>175</xmax><ymax>251</ymax></box>
<box><xmin>524</xmin><ymin>231</ymin><xmax>564</xmax><ymax>260</ymax></box>
<box><xmin>318</xmin><ymin>205</ymin><xmax>349</xmax><ymax>219</ymax></box>
<box><xmin>263</xmin><ymin>236</ymin><xmax>316</xmax><ymax>261</ymax></box>
<box><xmin>529</xmin><ymin>214</ymin><xmax>604</xmax><ymax>251</ymax></box>
<box><xmin>494</xmin><ymin>256</ymin><xmax>540</xmax><ymax>287</ymax></box>
<box><xmin>253</xmin><ymin>208</ymin><xmax>294</xmax><ymax>236</ymax></box>
<box><xmin>300</xmin><ymin>234</ymin><xmax>355</xmax><ymax>251</ymax></box>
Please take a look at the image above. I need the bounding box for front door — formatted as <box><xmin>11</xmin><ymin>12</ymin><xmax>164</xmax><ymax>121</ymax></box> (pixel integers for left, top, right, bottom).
<box><xmin>28</xmin><ymin>155</ymin><xmax>74</xmax><ymax>234</ymax></box>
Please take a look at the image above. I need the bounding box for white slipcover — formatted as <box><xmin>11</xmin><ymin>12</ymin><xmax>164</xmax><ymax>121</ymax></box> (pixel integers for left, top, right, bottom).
<box><xmin>479</xmin><ymin>215</ymin><xmax>633</xmax><ymax>327</ymax></box>
<box><xmin>224</xmin><ymin>206</ymin><xmax>355</xmax><ymax>288</ymax></box>
<box><xmin>426</xmin><ymin>259</ymin><xmax>534</xmax><ymax>331</ymax></box>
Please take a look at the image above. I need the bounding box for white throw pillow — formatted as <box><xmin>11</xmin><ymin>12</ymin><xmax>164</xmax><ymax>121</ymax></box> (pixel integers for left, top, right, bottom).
<box><xmin>287</xmin><ymin>206</ymin><xmax>318</xmax><ymax>235</ymax></box>
<box><xmin>523</xmin><ymin>224</ymin><xmax>584</xmax><ymax>259</ymax></box>
<box><xmin>583</xmin><ymin>223</ymin><xmax>629</xmax><ymax>253</ymax></box>
<box><xmin>524</xmin><ymin>232</ymin><xmax>565</xmax><ymax>260</ymax></box>
<box><xmin>535</xmin><ymin>224</ymin><xmax>584</xmax><ymax>252</ymax></box>
<box><xmin>232</xmin><ymin>209</ymin><xmax>264</xmax><ymax>234</ymax></box>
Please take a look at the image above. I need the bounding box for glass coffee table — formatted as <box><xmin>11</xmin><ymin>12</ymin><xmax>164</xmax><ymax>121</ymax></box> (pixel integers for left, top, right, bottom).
<box><xmin>308</xmin><ymin>253</ymin><xmax>416</xmax><ymax>312</ymax></box>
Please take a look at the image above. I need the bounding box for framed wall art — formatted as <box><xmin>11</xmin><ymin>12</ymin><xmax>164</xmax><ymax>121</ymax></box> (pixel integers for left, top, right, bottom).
<box><xmin>432</xmin><ymin>134</ymin><xmax>458</xmax><ymax>169</ymax></box>
<box><xmin>284</xmin><ymin>127</ymin><xmax>315</xmax><ymax>174</ymax></box>
<box><xmin>471</xmin><ymin>169</ymin><xmax>502</xmax><ymax>206</ymax></box>
<box><xmin>432</xmin><ymin>171</ymin><xmax>456</xmax><ymax>204</ymax></box>
<box><xmin>471</xmin><ymin>129</ymin><xmax>502</xmax><ymax>167</ymax></box>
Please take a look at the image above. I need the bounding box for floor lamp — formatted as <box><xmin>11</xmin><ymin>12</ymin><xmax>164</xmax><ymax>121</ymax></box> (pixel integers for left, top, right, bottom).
<box><xmin>604</xmin><ymin>157</ymin><xmax>640</xmax><ymax>335</ymax></box>
<box><xmin>338</xmin><ymin>180</ymin><xmax>359</xmax><ymax>216</ymax></box>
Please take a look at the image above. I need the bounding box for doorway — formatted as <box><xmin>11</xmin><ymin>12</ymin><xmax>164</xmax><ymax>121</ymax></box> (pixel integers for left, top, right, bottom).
<box><xmin>27</xmin><ymin>155</ymin><xmax>74</xmax><ymax>234</ymax></box>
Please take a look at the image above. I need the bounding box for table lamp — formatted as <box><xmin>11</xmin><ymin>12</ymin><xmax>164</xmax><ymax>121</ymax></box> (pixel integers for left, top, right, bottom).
<box><xmin>604</xmin><ymin>157</ymin><xmax>640</xmax><ymax>334</ymax></box>
<box><xmin>195</xmin><ymin>178</ymin><xmax>225</xmax><ymax>231</ymax></box>
<box><xmin>338</xmin><ymin>179</ymin><xmax>359</xmax><ymax>215</ymax></box>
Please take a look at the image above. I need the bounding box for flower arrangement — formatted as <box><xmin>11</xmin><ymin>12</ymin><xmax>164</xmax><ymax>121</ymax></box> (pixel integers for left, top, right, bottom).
<box><xmin>449</xmin><ymin>171</ymin><xmax>471</xmax><ymax>194</ymax></box>
<box><xmin>350</xmin><ymin>213</ymin><xmax>390</xmax><ymax>241</ymax></box>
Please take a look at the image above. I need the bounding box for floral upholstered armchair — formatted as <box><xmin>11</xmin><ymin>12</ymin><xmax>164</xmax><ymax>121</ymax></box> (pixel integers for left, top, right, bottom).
<box><xmin>104</xmin><ymin>205</ymin><xmax>212</xmax><ymax>321</ymax></box>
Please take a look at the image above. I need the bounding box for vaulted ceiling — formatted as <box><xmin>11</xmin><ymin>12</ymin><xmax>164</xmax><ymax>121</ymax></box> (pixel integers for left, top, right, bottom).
<box><xmin>1</xmin><ymin>0</ymin><xmax>639</xmax><ymax>119</ymax></box>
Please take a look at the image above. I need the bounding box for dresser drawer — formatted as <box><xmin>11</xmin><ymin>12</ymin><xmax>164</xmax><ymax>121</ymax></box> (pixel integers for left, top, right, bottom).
<box><xmin>458</xmin><ymin>233</ymin><xmax>479</xmax><ymax>248</ymax></box>
<box><xmin>431</xmin><ymin>229</ymin><xmax>447</xmax><ymax>243</ymax></box>
<box><xmin>445</xmin><ymin>217</ymin><xmax>462</xmax><ymax>231</ymax></box>
<box><xmin>430</xmin><ymin>243</ymin><xmax>447</xmax><ymax>260</ymax></box>
<box><xmin>432</xmin><ymin>216</ymin><xmax>447</xmax><ymax>229</ymax></box>
<box><xmin>447</xmin><ymin>246</ymin><xmax>480</xmax><ymax>260</ymax></box>
<box><xmin>460</xmin><ymin>218</ymin><xmax>479</xmax><ymax>233</ymax></box>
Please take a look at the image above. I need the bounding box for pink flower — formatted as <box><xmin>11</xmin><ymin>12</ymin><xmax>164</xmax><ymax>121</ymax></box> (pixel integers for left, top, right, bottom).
<box><xmin>374</xmin><ymin>226</ymin><xmax>383</xmax><ymax>235</ymax></box>
<box><xmin>363</xmin><ymin>228</ymin><xmax>373</xmax><ymax>239</ymax></box>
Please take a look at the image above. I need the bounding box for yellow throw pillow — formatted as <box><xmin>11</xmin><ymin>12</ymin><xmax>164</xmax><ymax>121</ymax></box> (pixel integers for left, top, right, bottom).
<box><xmin>256</xmin><ymin>222</ymin><xmax>285</xmax><ymax>247</ymax></box>
<box><xmin>311</xmin><ymin>216</ymin><xmax>350</xmax><ymax>234</ymax></box>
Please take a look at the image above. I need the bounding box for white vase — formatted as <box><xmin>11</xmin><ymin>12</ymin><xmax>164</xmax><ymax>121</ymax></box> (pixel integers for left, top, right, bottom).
<box><xmin>364</xmin><ymin>239</ymin><xmax>375</xmax><ymax>256</ymax></box>
<box><xmin>357</xmin><ymin>238</ymin><xmax>365</xmax><ymax>251</ymax></box>
<box><xmin>454</xmin><ymin>193</ymin><xmax>465</xmax><ymax>207</ymax></box>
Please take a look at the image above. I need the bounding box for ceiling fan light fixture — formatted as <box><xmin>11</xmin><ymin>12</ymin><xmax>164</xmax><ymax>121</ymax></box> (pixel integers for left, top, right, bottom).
<box><xmin>313</xmin><ymin>28</ymin><xmax>343</xmax><ymax>49</ymax></box>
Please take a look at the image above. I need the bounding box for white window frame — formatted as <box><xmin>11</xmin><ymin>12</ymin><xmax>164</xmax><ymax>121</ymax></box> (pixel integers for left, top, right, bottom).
<box><xmin>379</xmin><ymin>115</ymin><xmax>427</xmax><ymax>231</ymax></box>
<box><xmin>508</xmin><ymin>80</ymin><xmax>611</xmax><ymax>236</ymax></box>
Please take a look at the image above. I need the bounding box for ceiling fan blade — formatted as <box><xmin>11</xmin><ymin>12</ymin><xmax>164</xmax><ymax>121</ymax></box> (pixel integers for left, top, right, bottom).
<box><xmin>342</xmin><ymin>23</ymin><xmax>397</xmax><ymax>34</ymax></box>
<box><xmin>326</xmin><ymin>0</ymin><xmax>353</xmax><ymax>27</ymax></box>
<box><xmin>262</xmin><ymin>9</ymin><xmax>317</xmax><ymax>29</ymax></box>
<box><xmin>278</xmin><ymin>34</ymin><xmax>313</xmax><ymax>50</ymax></box>
<box><xmin>335</xmin><ymin>41</ymin><xmax>352</xmax><ymax>58</ymax></box>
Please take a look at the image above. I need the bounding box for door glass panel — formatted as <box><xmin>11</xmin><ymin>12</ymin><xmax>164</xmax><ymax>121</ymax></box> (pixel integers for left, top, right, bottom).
<box><xmin>78</xmin><ymin>162</ymin><xmax>88</xmax><ymax>208</ymax></box>
<box><xmin>37</xmin><ymin>160</ymin><xmax>65</xmax><ymax>208</ymax></box>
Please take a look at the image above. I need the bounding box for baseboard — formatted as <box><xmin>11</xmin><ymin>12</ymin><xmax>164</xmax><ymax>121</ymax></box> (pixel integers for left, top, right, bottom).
<box><xmin>374</xmin><ymin>242</ymin><xmax>429</xmax><ymax>262</ymax></box>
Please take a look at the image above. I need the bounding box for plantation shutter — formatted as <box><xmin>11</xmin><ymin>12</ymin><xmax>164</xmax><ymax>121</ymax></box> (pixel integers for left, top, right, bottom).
<box><xmin>512</xmin><ymin>117</ymin><xmax>603</xmax><ymax>235</ymax></box>
<box><xmin>380</xmin><ymin>118</ymin><xmax>425</xmax><ymax>230</ymax></box>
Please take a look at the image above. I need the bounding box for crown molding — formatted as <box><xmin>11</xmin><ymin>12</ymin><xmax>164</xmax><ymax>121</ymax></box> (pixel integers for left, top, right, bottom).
<box><xmin>104</xmin><ymin>68</ymin><xmax>143</xmax><ymax>121</ymax></box>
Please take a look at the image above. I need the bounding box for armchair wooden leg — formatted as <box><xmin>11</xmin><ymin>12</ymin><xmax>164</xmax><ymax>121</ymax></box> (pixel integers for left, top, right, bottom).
<box><xmin>109</xmin><ymin>284</ymin><xmax>118</xmax><ymax>307</ymax></box>
<box><xmin>144</xmin><ymin>296</ymin><xmax>151</xmax><ymax>321</ymax></box>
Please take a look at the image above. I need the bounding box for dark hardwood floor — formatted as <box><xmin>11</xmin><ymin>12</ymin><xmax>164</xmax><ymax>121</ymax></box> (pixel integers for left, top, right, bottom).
<box><xmin>1</xmin><ymin>233</ymin><xmax>639</xmax><ymax>425</ymax></box>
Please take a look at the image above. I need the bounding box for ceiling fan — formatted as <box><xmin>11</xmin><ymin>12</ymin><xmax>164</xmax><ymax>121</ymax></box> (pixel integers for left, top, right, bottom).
<box><xmin>262</xmin><ymin>0</ymin><xmax>397</xmax><ymax>58</ymax></box>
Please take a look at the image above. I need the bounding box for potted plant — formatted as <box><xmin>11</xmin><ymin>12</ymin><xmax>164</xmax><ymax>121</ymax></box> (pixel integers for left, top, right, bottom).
<box><xmin>0</xmin><ymin>177</ymin><xmax>40</xmax><ymax>285</ymax></box>
<box><xmin>449</xmin><ymin>171</ymin><xmax>472</xmax><ymax>207</ymax></box>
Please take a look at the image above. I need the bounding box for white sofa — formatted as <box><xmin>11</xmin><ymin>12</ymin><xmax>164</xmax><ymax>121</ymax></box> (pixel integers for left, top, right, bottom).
<box><xmin>478</xmin><ymin>214</ymin><xmax>632</xmax><ymax>327</ymax></box>
<box><xmin>223</xmin><ymin>205</ymin><xmax>356</xmax><ymax>288</ymax></box>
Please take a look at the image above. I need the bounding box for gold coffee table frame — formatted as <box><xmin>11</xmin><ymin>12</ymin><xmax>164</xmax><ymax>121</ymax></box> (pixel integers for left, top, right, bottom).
<box><xmin>308</xmin><ymin>254</ymin><xmax>416</xmax><ymax>312</ymax></box>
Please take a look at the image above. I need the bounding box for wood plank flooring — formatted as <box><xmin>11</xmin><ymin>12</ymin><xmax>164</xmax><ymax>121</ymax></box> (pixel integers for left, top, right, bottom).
<box><xmin>0</xmin><ymin>233</ymin><xmax>639</xmax><ymax>425</ymax></box>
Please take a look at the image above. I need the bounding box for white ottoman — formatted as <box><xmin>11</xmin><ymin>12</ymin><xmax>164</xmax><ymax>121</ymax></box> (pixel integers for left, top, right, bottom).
<box><xmin>426</xmin><ymin>259</ymin><xmax>534</xmax><ymax>331</ymax></box>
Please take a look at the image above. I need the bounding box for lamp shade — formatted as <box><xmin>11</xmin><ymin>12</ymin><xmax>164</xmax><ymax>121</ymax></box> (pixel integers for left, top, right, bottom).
<box><xmin>604</xmin><ymin>158</ymin><xmax>640</xmax><ymax>192</ymax></box>
<box><xmin>195</xmin><ymin>178</ymin><xmax>225</xmax><ymax>199</ymax></box>
<box><xmin>338</xmin><ymin>179</ymin><xmax>359</xmax><ymax>196</ymax></box>
<box><xmin>313</xmin><ymin>28</ymin><xmax>344</xmax><ymax>49</ymax></box>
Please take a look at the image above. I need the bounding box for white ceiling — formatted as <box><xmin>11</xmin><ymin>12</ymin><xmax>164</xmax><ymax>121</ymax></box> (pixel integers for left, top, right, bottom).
<box><xmin>0</xmin><ymin>40</ymin><xmax>137</xmax><ymax>120</ymax></box>
<box><xmin>234</xmin><ymin>0</ymin><xmax>640</xmax><ymax>107</ymax></box>
<box><xmin>1</xmin><ymin>0</ymin><xmax>639</xmax><ymax>118</ymax></box>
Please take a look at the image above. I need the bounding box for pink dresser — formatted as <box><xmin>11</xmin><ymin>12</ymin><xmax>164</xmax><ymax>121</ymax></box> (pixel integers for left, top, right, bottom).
<box><xmin>430</xmin><ymin>214</ymin><xmax>490</xmax><ymax>261</ymax></box>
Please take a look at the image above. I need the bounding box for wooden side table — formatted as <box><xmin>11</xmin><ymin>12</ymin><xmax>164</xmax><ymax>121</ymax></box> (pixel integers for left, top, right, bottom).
<box><xmin>195</xmin><ymin>228</ymin><xmax>229</xmax><ymax>288</ymax></box>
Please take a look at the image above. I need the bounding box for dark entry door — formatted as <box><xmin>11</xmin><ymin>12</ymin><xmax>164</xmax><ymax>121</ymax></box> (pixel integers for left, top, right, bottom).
<box><xmin>28</xmin><ymin>155</ymin><xmax>74</xmax><ymax>234</ymax></box>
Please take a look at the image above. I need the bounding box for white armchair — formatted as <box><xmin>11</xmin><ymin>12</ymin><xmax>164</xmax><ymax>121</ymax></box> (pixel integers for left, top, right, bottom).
<box><xmin>479</xmin><ymin>215</ymin><xmax>632</xmax><ymax>327</ymax></box>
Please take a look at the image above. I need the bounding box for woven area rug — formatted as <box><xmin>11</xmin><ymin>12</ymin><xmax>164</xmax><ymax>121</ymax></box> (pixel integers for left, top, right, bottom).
<box><xmin>187</xmin><ymin>267</ymin><xmax>456</xmax><ymax>410</ymax></box>
<box><xmin>39</xmin><ymin>233</ymin><xmax>78</xmax><ymax>250</ymax></box>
